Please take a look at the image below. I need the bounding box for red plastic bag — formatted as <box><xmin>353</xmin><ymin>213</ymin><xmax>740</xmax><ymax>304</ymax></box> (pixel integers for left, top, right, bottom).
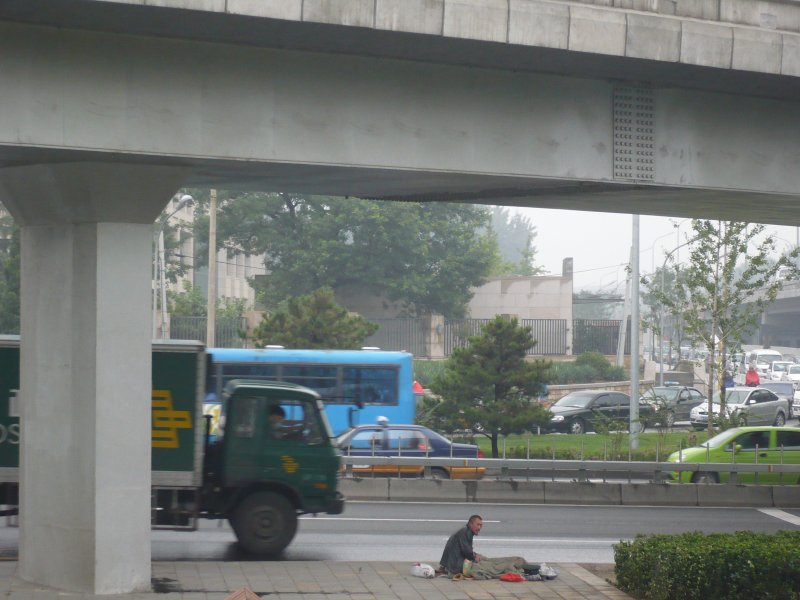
<box><xmin>499</xmin><ymin>573</ymin><xmax>524</xmax><ymax>582</ymax></box>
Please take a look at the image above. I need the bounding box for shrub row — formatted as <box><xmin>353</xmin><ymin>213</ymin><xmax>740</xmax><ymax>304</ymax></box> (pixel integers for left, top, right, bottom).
<box><xmin>614</xmin><ymin>531</ymin><xmax>800</xmax><ymax>600</ymax></box>
<box><xmin>548</xmin><ymin>351</ymin><xmax>626</xmax><ymax>384</ymax></box>
<box><xmin>415</xmin><ymin>352</ymin><xmax>626</xmax><ymax>388</ymax></box>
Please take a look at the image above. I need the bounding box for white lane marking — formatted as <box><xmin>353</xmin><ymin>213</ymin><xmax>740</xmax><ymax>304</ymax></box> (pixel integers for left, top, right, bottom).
<box><xmin>758</xmin><ymin>508</ymin><xmax>800</xmax><ymax>527</ymax></box>
<box><xmin>300</xmin><ymin>517</ymin><xmax>499</xmax><ymax>523</ymax></box>
<box><xmin>480</xmin><ymin>538</ymin><xmax>624</xmax><ymax>545</ymax></box>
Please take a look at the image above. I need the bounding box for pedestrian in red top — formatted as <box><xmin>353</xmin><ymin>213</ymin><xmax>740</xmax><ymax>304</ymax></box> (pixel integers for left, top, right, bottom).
<box><xmin>745</xmin><ymin>365</ymin><xmax>760</xmax><ymax>387</ymax></box>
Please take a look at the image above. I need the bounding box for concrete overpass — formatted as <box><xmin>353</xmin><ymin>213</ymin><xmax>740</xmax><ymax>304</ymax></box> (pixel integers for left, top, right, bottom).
<box><xmin>0</xmin><ymin>0</ymin><xmax>800</xmax><ymax>593</ymax></box>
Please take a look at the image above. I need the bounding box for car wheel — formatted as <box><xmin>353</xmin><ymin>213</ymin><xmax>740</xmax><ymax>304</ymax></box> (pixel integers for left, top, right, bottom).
<box><xmin>691</xmin><ymin>472</ymin><xmax>719</xmax><ymax>484</ymax></box>
<box><xmin>774</xmin><ymin>412</ymin><xmax>786</xmax><ymax>427</ymax></box>
<box><xmin>231</xmin><ymin>491</ymin><xmax>297</xmax><ymax>556</ymax></box>
<box><xmin>430</xmin><ymin>467</ymin><xmax>450</xmax><ymax>480</ymax></box>
<box><xmin>569</xmin><ymin>419</ymin><xmax>585</xmax><ymax>435</ymax></box>
<box><xmin>665</xmin><ymin>412</ymin><xmax>675</xmax><ymax>428</ymax></box>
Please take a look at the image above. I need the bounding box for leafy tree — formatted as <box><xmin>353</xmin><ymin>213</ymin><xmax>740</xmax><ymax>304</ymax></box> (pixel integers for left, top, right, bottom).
<box><xmin>573</xmin><ymin>289</ymin><xmax>622</xmax><ymax>320</ymax></box>
<box><xmin>168</xmin><ymin>281</ymin><xmax>249</xmax><ymax>319</ymax></box>
<box><xmin>252</xmin><ymin>287</ymin><xmax>378</xmax><ymax>349</ymax></box>
<box><xmin>653</xmin><ymin>220</ymin><xmax>800</xmax><ymax>434</ymax></box>
<box><xmin>640</xmin><ymin>266</ymin><xmax>690</xmax><ymax>356</ymax></box>
<box><xmin>425</xmin><ymin>316</ymin><xmax>551</xmax><ymax>457</ymax></box>
<box><xmin>490</xmin><ymin>206</ymin><xmax>544</xmax><ymax>276</ymax></box>
<box><xmin>153</xmin><ymin>208</ymin><xmax>193</xmax><ymax>285</ymax></box>
<box><xmin>168</xmin><ymin>281</ymin><xmax>208</xmax><ymax>316</ymax></box>
<box><xmin>0</xmin><ymin>208</ymin><xmax>19</xmax><ymax>334</ymax></box>
<box><xmin>187</xmin><ymin>190</ymin><xmax>499</xmax><ymax>317</ymax></box>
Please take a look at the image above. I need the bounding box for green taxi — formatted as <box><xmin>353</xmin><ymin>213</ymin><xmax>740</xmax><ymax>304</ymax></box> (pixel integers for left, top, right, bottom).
<box><xmin>667</xmin><ymin>426</ymin><xmax>800</xmax><ymax>484</ymax></box>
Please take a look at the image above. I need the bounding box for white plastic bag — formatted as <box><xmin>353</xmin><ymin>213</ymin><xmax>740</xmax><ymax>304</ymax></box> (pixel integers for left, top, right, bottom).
<box><xmin>410</xmin><ymin>562</ymin><xmax>436</xmax><ymax>578</ymax></box>
<box><xmin>539</xmin><ymin>563</ymin><xmax>558</xmax><ymax>580</ymax></box>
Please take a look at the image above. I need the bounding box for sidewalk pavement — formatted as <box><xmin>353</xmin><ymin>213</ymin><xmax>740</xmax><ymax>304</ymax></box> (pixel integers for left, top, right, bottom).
<box><xmin>0</xmin><ymin>560</ymin><xmax>632</xmax><ymax>599</ymax></box>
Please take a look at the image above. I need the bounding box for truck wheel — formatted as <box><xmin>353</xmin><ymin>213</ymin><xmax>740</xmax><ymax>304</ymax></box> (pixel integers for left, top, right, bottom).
<box><xmin>231</xmin><ymin>492</ymin><xmax>297</xmax><ymax>556</ymax></box>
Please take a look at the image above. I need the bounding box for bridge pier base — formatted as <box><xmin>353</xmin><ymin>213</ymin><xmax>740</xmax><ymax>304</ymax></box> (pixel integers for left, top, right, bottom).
<box><xmin>0</xmin><ymin>163</ymin><xmax>187</xmax><ymax>593</ymax></box>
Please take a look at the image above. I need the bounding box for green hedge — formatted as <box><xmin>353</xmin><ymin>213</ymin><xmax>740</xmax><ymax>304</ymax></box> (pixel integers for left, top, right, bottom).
<box><xmin>413</xmin><ymin>360</ymin><xmax>445</xmax><ymax>387</ymax></box>
<box><xmin>614</xmin><ymin>531</ymin><xmax>800</xmax><ymax>600</ymax></box>
<box><xmin>548</xmin><ymin>351</ymin><xmax>626</xmax><ymax>384</ymax></box>
<box><xmin>416</xmin><ymin>352</ymin><xmax>625</xmax><ymax>388</ymax></box>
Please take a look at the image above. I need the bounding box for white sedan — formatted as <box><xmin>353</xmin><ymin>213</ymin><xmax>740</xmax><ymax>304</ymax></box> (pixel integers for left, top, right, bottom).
<box><xmin>783</xmin><ymin>364</ymin><xmax>800</xmax><ymax>388</ymax></box>
<box><xmin>768</xmin><ymin>361</ymin><xmax>793</xmax><ymax>381</ymax></box>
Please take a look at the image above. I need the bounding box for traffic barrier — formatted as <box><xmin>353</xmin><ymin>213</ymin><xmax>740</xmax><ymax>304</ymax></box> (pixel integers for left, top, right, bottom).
<box><xmin>773</xmin><ymin>485</ymin><xmax>800</xmax><ymax>508</ymax></box>
<box><xmin>387</xmin><ymin>478</ymin><xmax>469</xmax><ymax>502</ymax></box>
<box><xmin>339</xmin><ymin>479</ymin><xmax>796</xmax><ymax>507</ymax></box>
<box><xmin>474</xmin><ymin>480</ymin><xmax>545</xmax><ymax>504</ymax></box>
<box><xmin>621</xmin><ymin>483</ymin><xmax>698</xmax><ymax>506</ymax></box>
<box><xmin>696</xmin><ymin>483</ymin><xmax>774</xmax><ymax>507</ymax></box>
<box><xmin>543</xmin><ymin>481</ymin><xmax>622</xmax><ymax>505</ymax></box>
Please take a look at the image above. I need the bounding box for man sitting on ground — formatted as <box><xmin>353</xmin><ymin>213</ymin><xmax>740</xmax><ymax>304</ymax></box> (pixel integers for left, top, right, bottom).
<box><xmin>438</xmin><ymin>515</ymin><xmax>525</xmax><ymax>579</ymax></box>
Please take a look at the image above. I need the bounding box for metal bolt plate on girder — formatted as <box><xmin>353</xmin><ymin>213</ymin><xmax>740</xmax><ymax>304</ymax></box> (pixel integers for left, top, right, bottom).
<box><xmin>613</xmin><ymin>87</ymin><xmax>655</xmax><ymax>182</ymax></box>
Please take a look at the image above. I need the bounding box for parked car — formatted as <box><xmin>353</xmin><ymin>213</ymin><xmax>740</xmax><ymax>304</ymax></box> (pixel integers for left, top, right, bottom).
<box><xmin>689</xmin><ymin>386</ymin><xmax>790</xmax><ymax>430</ymax></box>
<box><xmin>640</xmin><ymin>386</ymin><xmax>706</xmax><ymax>426</ymax></box>
<box><xmin>768</xmin><ymin>360</ymin><xmax>793</xmax><ymax>381</ymax></box>
<box><xmin>547</xmin><ymin>391</ymin><xmax>652</xmax><ymax>435</ymax></box>
<box><xmin>746</xmin><ymin>349</ymin><xmax>783</xmax><ymax>377</ymax></box>
<box><xmin>667</xmin><ymin>426</ymin><xmax>800</xmax><ymax>484</ymax></box>
<box><xmin>335</xmin><ymin>422</ymin><xmax>485</xmax><ymax>479</ymax></box>
<box><xmin>783</xmin><ymin>364</ymin><xmax>800</xmax><ymax>387</ymax></box>
<box><xmin>756</xmin><ymin>381</ymin><xmax>795</xmax><ymax>419</ymax></box>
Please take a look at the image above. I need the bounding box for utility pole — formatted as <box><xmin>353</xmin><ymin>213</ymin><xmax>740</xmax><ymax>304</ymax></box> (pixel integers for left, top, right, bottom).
<box><xmin>152</xmin><ymin>194</ymin><xmax>193</xmax><ymax>339</ymax></box>
<box><xmin>616</xmin><ymin>249</ymin><xmax>631</xmax><ymax>368</ymax></box>
<box><xmin>159</xmin><ymin>230</ymin><xmax>168</xmax><ymax>338</ymax></box>
<box><xmin>206</xmin><ymin>189</ymin><xmax>217</xmax><ymax>348</ymax></box>
<box><xmin>630</xmin><ymin>215</ymin><xmax>640</xmax><ymax>450</ymax></box>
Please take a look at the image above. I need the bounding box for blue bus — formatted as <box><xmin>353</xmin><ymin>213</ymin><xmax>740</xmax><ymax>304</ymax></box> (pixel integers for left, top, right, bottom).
<box><xmin>205</xmin><ymin>347</ymin><xmax>415</xmax><ymax>436</ymax></box>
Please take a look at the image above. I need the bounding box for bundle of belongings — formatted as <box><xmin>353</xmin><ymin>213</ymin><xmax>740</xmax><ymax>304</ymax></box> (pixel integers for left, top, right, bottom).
<box><xmin>455</xmin><ymin>558</ymin><xmax>558</xmax><ymax>581</ymax></box>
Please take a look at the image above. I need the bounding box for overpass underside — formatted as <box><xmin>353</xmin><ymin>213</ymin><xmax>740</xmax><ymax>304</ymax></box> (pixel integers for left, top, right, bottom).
<box><xmin>0</xmin><ymin>0</ymin><xmax>800</xmax><ymax>594</ymax></box>
<box><xmin>1</xmin><ymin>1</ymin><xmax>800</xmax><ymax>222</ymax></box>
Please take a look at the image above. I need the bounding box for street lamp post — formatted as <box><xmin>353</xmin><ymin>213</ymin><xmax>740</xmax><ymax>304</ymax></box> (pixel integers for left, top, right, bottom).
<box><xmin>206</xmin><ymin>189</ymin><xmax>217</xmax><ymax>347</ymax></box>
<box><xmin>645</xmin><ymin>219</ymin><xmax>690</xmax><ymax>359</ymax></box>
<box><xmin>658</xmin><ymin>236</ymin><xmax>697</xmax><ymax>385</ymax></box>
<box><xmin>152</xmin><ymin>194</ymin><xmax>193</xmax><ymax>339</ymax></box>
<box><xmin>630</xmin><ymin>215</ymin><xmax>640</xmax><ymax>450</ymax></box>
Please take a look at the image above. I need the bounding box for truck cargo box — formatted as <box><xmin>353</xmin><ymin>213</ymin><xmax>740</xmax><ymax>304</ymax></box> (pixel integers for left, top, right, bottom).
<box><xmin>0</xmin><ymin>336</ymin><xmax>205</xmax><ymax>487</ymax></box>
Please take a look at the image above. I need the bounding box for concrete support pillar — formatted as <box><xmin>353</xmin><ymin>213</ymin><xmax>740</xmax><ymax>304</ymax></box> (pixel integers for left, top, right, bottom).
<box><xmin>424</xmin><ymin>314</ymin><xmax>445</xmax><ymax>359</ymax></box>
<box><xmin>0</xmin><ymin>163</ymin><xmax>188</xmax><ymax>593</ymax></box>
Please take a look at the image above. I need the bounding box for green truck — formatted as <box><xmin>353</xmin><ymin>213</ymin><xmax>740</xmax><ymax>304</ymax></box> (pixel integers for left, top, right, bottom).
<box><xmin>0</xmin><ymin>336</ymin><xmax>344</xmax><ymax>555</ymax></box>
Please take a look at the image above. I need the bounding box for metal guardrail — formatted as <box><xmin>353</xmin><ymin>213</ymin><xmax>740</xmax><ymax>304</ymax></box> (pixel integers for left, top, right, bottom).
<box><xmin>340</xmin><ymin>456</ymin><xmax>800</xmax><ymax>484</ymax></box>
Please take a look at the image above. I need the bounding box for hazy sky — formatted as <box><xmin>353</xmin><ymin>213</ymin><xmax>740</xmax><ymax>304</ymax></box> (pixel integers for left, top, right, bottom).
<box><xmin>511</xmin><ymin>207</ymin><xmax>800</xmax><ymax>292</ymax></box>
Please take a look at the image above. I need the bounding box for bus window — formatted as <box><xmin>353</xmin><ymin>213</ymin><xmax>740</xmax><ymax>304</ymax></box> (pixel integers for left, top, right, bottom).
<box><xmin>206</xmin><ymin>348</ymin><xmax>414</xmax><ymax>436</ymax></box>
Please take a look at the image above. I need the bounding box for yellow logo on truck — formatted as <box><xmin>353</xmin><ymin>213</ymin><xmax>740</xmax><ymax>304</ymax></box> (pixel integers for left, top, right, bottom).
<box><xmin>152</xmin><ymin>389</ymin><xmax>192</xmax><ymax>448</ymax></box>
<box><xmin>281</xmin><ymin>455</ymin><xmax>299</xmax><ymax>474</ymax></box>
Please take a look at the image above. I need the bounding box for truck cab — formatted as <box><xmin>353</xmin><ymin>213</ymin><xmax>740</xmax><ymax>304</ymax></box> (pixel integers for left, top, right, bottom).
<box><xmin>199</xmin><ymin>379</ymin><xmax>343</xmax><ymax>555</ymax></box>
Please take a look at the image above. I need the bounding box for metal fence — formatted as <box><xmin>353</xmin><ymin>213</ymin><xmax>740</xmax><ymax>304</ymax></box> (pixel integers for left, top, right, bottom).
<box><xmin>170</xmin><ymin>316</ymin><xmax>247</xmax><ymax>348</ymax></box>
<box><xmin>444</xmin><ymin>318</ymin><xmax>568</xmax><ymax>356</ymax></box>
<box><xmin>364</xmin><ymin>318</ymin><xmax>426</xmax><ymax>356</ymax></box>
<box><xmin>573</xmin><ymin>318</ymin><xmax>631</xmax><ymax>355</ymax></box>
<box><xmin>169</xmin><ymin>314</ymin><xmax>628</xmax><ymax>356</ymax></box>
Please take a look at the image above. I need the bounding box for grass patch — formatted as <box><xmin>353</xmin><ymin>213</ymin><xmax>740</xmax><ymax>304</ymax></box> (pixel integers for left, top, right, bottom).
<box><xmin>458</xmin><ymin>430</ymin><xmax>710</xmax><ymax>461</ymax></box>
